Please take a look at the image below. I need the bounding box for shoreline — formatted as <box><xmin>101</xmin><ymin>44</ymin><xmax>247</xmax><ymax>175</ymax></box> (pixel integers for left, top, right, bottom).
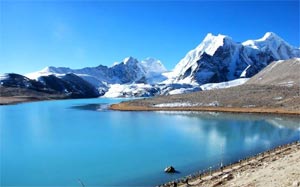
<box><xmin>0</xmin><ymin>96</ymin><xmax>45</xmax><ymax>105</ymax></box>
<box><xmin>110</xmin><ymin>103</ymin><xmax>300</xmax><ymax>115</ymax></box>
<box><xmin>0</xmin><ymin>96</ymin><xmax>68</xmax><ymax>106</ymax></box>
<box><xmin>159</xmin><ymin>141</ymin><xmax>300</xmax><ymax>187</ymax></box>
<box><xmin>3</xmin><ymin>96</ymin><xmax>299</xmax><ymax>116</ymax></box>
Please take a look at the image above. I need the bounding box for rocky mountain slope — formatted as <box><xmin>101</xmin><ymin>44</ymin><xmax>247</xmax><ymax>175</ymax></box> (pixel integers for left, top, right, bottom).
<box><xmin>246</xmin><ymin>58</ymin><xmax>300</xmax><ymax>86</ymax></box>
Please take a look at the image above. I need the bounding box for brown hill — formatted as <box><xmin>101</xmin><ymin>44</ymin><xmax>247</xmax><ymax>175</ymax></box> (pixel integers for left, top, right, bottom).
<box><xmin>246</xmin><ymin>58</ymin><xmax>300</xmax><ymax>86</ymax></box>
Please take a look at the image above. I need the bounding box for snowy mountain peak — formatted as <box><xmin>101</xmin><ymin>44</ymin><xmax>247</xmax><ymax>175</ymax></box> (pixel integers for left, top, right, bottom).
<box><xmin>26</xmin><ymin>66</ymin><xmax>67</xmax><ymax>80</ymax></box>
<box><xmin>204</xmin><ymin>33</ymin><xmax>228</xmax><ymax>41</ymax></box>
<box><xmin>41</xmin><ymin>66</ymin><xmax>55</xmax><ymax>73</ymax></box>
<box><xmin>123</xmin><ymin>56</ymin><xmax>138</xmax><ymax>65</ymax></box>
<box><xmin>243</xmin><ymin>32</ymin><xmax>286</xmax><ymax>48</ymax></box>
<box><xmin>141</xmin><ymin>57</ymin><xmax>167</xmax><ymax>73</ymax></box>
<box><xmin>171</xmin><ymin>32</ymin><xmax>300</xmax><ymax>85</ymax></box>
<box><xmin>242</xmin><ymin>32</ymin><xmax>299</xmax><ymax>59</ymax></box>
<box><xmin>260</xmin><ymin>32</ymin><xmax>280</xmax><ymax>41</ymax></box>
<box><xmin>170</xmin><ymin>33</ymin><xmax>233</xmax><ymax>83</ymax></box>
<box><xmin>201</xmin><ymin>33</ymin><xmax>230</xmax><ymax>56</ymax></box>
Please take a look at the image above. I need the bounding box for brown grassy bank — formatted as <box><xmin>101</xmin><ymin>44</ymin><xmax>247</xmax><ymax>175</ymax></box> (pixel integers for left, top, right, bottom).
<box><xmin>110</xmin><ymin>102</ymin><xmax>300</xmax><ymax>115</ymax></box>
<box><xmin>110</xmin><ymin>85</ymin><xmax>300</xmax><ymax>115</ymax></box>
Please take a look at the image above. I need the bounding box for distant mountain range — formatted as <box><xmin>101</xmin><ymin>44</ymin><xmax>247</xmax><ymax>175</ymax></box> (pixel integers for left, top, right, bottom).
<box><xmin>1</xmin><ymin>32</ymin><xmax>299</xmax><ymax>98</ymax></box>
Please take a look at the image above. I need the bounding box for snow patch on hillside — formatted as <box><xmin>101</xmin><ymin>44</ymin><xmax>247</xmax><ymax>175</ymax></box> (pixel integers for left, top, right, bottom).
<box><xmin>103</xmin><ymin>84</ymin><xmax>153</xmax><ymax>98</ymax></box>
<box><xmin>154</xmin><ymin>102</ymin><xmax>199</xmax><ymax>108</ymax></box>
<box><xmin>200</xmin><ymin>78</ymin><xmax>249</xmax><ymax>90</ymax></box>
<box><xmin>0</xmin><ymin>74</ymin><xmax>9</xmax><ymax>81</ymax></box>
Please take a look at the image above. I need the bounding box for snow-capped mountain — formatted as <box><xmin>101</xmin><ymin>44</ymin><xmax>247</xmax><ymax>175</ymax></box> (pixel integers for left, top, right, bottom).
<box><xmin>25</xmin><ymin>57</ymin><xmax>168</xmax><ymax>97</ymax></box>
<box><xmin>3</xmin><ymin>32</ymin><xmax>299</xmax><ymax>98</ymax></box>
<box><xmin>0</xmin><ymin>73</ymin><xmax>100</xmax><ymax>98</ymax></box>
<box><xmin>27</xmin><ymin>57</ymin><xmax>167</xmax><ymax>85</ymax></box>
<box><xmin>140</xmin><ymin>57</ymin><xmax>167</xmax><ymax>84</ymax></box>
<box><xmin>169</xmin><ymin>32</ymin><xmax>300</xmax><ymax>85</ymax></box>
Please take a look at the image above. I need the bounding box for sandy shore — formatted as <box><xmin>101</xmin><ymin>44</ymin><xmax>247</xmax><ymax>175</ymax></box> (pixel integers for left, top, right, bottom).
<box><xmin>160</xmin><ymin>142</ymin><xmax>300</xmax><ymax>187</ymax></box>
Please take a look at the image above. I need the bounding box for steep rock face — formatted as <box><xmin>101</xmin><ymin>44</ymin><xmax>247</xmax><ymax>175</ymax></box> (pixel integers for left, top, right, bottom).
<box><xmin>171</xmin><ymin>32</ymin><xmax>300</xmax><ymax>85</ymax></box>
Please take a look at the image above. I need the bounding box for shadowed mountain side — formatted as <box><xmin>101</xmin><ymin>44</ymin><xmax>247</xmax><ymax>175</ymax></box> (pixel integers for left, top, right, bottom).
<box><xmin>0</xmin><ymin>87</ymin><xmax>68</xmax><ymax>105</ymax></box>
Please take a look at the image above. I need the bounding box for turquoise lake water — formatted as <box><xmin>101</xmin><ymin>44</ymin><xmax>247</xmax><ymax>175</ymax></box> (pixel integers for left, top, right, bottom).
<box><xmin>1</xmin><ymin>98</ymin><xmax>299</xmax><ymax>186</ymax></box>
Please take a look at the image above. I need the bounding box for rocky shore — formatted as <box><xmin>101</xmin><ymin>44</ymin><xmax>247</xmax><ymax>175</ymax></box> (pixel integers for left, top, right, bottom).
<box><xmin>159</xmin><ymin>142</ymin><xmax>300</xmax><ymax>187</ymax></box>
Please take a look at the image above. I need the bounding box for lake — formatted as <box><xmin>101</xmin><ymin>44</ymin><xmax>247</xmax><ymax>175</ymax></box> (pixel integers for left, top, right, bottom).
<box><xmin>1</xmin><ymin>98</ymin><xmax>299</xmax><ymax>186</ymax></box>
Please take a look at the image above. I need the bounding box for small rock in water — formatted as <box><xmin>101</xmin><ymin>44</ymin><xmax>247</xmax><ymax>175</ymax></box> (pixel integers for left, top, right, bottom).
<box><xmin>164</xmin><ymin>166</ymin><xmax>176</xmax><ymax>173</ymax></box>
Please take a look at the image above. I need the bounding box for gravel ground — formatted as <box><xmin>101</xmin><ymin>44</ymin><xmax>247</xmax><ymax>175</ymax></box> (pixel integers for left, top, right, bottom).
<box><xmin>161</xmin><ymin>143</ymin><xmax>300</xmax><ymax>187</ymax></box>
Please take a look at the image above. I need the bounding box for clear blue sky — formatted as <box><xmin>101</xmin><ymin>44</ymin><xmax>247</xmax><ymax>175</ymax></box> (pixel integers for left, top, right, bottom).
<box><xmin>0</xmin><ymin>0</ymin><xmax>299</xmax><ymax>74</ymax></box>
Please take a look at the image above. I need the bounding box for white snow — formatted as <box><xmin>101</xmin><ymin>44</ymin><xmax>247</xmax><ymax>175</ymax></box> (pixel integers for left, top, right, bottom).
<box><xmin>200</xmin><ymin>33</ymin><xmax>227</xmax><ymax>56</ymax></box>
<box><xmin>204</xmin><ymin>101</ymin><xmax>220</xmax><ymax>107</ymax></box>
<box><xmin>240</xmin><ymin>65</ymin><xmax>251</xmax><ymax>77</ymax></box>
<box><xmin>154</xmin><ymin>102</ymin><xmax>199</xmax><ymax>108</ymax></box>
<box><xmin>140</xmin><ymin>57</ymin><xmax>168</xmax><ymax>84</ymax></box>
<box><xmin>26</xmin><ymin>57</ymin><xmax>168</xmax><ymax>87</ymax></box>
<box><xmin>278</xmin><ymin>81</ymin><xmax>295</xmax><ymax>87</ymax></box>
<box><xmin>123</xmin><ymin>56</ymin><xmax>135</xmax><ymax>65</ymax></box>
<box><xmin>170</xmin><ymin>33</ymin><xmax>230</xmax><ymax>83</ymax></box>
<box><xmin>273</xmin><ymin>96</ymin><xmax>283</xmax><ymax>100</ymax></box>
<box><xmin>141</xmin><ymin>57</ymin><xmax>167</xmax><ymax>74</ymax></box>
<box><xmin>103</xmin><ymin>84</ymin><xmax>130</xmax><ymax>98</ymax></box>
<box><xmin>200</xmin><ymin>78</ymin><xmax>249</xmax><ymax>90</ymax></box>
<box><xmin>242</xmin><ymin>32</ymin><xmax>299</xmax><ymax>60</ymax></box>
<box><xmin>168</xmin><ymin>86</ymin><xmax>200</xmax><ymax>95</ymax></box>
<box><xmin>162</xmin><ymin>32</ymin><xmax>298</xmax><ymax>87</ymax></box>
<box><xmin>0</xmin><ymin>74</ymin><xmax>8</xmax><ymax>81</ymax></box>
<box><xmin>242</xmin><ymin>105</ymin><xmax>256</xmax><ymax>108</ymax></box>
<box><xmin>153</xmin><ymin>101</ymin><xmax>221</xmax><ymax>108</ymax></box>
<box><xmin>103</xmin><ymin>83</ymin><xmax>152</xmax><ymax>98</ymax></box>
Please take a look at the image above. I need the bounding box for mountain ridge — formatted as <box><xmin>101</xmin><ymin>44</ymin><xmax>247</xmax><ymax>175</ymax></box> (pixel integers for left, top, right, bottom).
<box><xmin>1</xmin><ymin>32</ymin><xmax>300</xmax><ymax>98</ymax></box>
<box><xmin>169</xmin><ymin>32</ymin><xmax>300</xmax><ymax>85</ymax></box>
